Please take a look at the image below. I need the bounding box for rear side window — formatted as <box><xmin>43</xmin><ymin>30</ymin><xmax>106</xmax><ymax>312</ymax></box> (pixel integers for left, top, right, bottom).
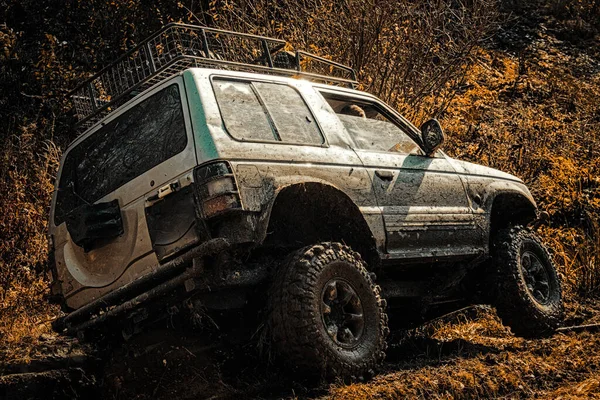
<box><xmin>54</xmin><ymin>84</ymin><xmax>187</xmax><ymax>225</ymax></box>
<box><xmin>212</xmin><ymin>78</ymin><xmax>323</xmax><ymax>144</ymax></box>
<box><xmin>212</xmin><ymin>80</ymin><xmax>275</xmax><ymax>141</ymax></box>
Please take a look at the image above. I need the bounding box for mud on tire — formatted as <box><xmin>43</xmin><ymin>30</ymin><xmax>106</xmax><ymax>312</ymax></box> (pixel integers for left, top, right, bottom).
<box><xmin>268</xmin><ymin>242</ymin><xmax>389</xmax><ymax>380</ymax></box>
<box><xmin>492</xmin><ymin>227</ymin><xmax>564</xmax><ymax>338</ymax></box>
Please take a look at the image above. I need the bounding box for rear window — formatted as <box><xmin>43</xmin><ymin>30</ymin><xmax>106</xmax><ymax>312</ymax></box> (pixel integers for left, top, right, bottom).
<box><xmin>212</xmin><ymin>79</ymin><xmax>323</xmax><ymax>144</ymax></box>
<box><xmin>54</xmin><ymin>84</ymin><xmax>187</xmax><ymax>225</ymax></box>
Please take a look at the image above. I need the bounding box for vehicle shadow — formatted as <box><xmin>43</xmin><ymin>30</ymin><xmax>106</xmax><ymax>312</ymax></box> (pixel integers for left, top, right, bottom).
<box><xmin>386</xmin><ymin>335</ymin><xmax>501</xmax><ymax>366</ymax></box>
<box><xmin>99</xmin><ymin>312</ymin><xmax>508</xmax><ymax>400</ymax></box>
<box><xmin>99</xmin><ymin>313</ymin><xmax>330</xmax><ymax>400</ymax></box>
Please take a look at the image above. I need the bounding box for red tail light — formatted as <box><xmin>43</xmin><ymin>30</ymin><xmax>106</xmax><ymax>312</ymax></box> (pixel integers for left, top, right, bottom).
<box><xmin>193</xmin><ymin>161</ymin><xmax>242</xmax><ymax>218</ymax></box>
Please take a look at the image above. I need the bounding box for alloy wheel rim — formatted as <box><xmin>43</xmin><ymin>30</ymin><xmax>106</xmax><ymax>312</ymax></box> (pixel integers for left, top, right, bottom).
<box><xmin>320</xmin><ymin>278</ymin><xmax>365</xmax><ymax>347</ymax></box>
<box><xmin>521</xmin><ymin>250</ymin><xmax>551</xmax><ymax>304</ymax></box>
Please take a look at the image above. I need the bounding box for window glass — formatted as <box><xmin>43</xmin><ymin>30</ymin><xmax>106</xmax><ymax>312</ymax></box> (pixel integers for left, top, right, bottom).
<box><xmin>321</xmin><ymin>93</ymin><xmax>419</xmax><ymax>154</ymax></box>
<box><xmin>213</xmin><ymin>79</ymin><xmax>323</xmax><ymax>144</ymax></box>
<box><xmin>253</xmin><ymin>82</ymin><xmax>322</xmax><ymax>144</ymax></box>
<box><xmin>54</xmin><ymin>84</ymin><xmax>187</xmax><ymax>225</ymax></box>
<box><xmin>212</xmin><ymin>80</ymin><xmax>276</xmax><ymax>141</ymax></box>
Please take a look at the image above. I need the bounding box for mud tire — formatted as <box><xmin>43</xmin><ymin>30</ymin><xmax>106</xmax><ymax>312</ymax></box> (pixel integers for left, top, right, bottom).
<box><xmin>268</xmin><ymin>242</ymin><xmax>388</xmax><ymax>380</ymax></box>
<box><xmin>492</xmin><ymin>227</ymin><xmax>564</xmax><ymax>337</ymax></box>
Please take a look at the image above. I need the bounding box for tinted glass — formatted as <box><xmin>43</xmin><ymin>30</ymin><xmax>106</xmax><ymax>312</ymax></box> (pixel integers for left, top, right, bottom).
<box><xmin>54</xmin><ymin>84</ymin><xmax>187</xmax><ymax>225</ymax></box>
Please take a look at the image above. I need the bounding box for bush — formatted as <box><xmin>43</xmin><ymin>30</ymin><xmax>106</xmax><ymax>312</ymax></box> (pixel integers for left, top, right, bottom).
<box><xmin>206</xmin><ymin>0</ymin><xmax>502</xmax><ymax>124</ymax></box>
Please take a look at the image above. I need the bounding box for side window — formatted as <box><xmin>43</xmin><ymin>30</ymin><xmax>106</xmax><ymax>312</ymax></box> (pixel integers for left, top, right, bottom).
<box><xmin>252</xmin><ymin>82</ymin><xmax>322</xmax><ymax>144</ymax></box>
<box><xmin>213</xmin><ymin>78</ymin><xmax>323</xmax><ymax>144</ymax></box>
<box><xmin>55</xmin><ymin>84</ymin><xmax>187</xmax><ymax>225</ymax></box>
<box><xmin>212</xmin><ymin>80</ymin><xmax>276</xmax><ymax>141</ymax></box>
<box><xmin>321</xmin><ymin>92</ymin><xmax>419</xmax><ymax>154</ymax></box>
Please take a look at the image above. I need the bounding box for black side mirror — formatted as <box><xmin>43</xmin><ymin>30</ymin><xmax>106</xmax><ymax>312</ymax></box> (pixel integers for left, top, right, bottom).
<box><xmin>420</xmin><ymin>118</ymin><xmax>445</xmax><ymax>157</ymax></box>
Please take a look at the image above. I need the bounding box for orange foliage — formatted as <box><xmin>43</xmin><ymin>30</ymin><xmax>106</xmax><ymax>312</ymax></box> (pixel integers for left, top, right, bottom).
<box><xmin>0</xmin><ymin>1</ymin><xmax>599</xmax><ymax>387</ymax></box>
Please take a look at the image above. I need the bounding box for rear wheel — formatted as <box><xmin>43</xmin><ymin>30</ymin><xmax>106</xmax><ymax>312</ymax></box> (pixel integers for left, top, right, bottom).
<box><xmin>268</xmin><ymin>242</ymin><xmax>388</xmax><ymax>380</ymax></box>
<box><xmin>491</xmin><ymin>227</ymin><xmax>563</xmax><ymax>337</ymax></box>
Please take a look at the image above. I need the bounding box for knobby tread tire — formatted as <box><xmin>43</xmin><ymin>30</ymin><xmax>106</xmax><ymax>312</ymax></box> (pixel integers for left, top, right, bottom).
<box><xmin>492</xmin><ymin>226</ymin><xmax>564</xmax><ymax>338</ymax></box>
<box><xmin>268</xmin><ymin>242</ymin><xmax>388</xmax><ymax>380</ymax></box>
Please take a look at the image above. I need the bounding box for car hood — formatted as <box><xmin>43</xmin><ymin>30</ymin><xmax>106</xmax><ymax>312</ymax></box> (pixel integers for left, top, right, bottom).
<box><xmin>452</xmin><ymin>159</ymin><xmax>523</xmax><ymax>183</ymax></box>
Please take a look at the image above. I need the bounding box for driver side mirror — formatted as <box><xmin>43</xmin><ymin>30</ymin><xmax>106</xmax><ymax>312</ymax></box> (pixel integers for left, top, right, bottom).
<box><xmin>420</xmin><ymin>119</ymin><xmax>446</xmax><ymax>157</ymax></box>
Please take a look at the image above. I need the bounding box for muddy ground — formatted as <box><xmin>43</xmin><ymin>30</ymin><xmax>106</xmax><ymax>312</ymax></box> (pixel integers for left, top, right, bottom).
<box><xmin>1</xmin><ymin>2</ymin><xmax>599</xmax><ymax>399</ymax></box>
<box><xmin>2</xmin><ymin>301</ymin><xmax>600</xmax><ymax>400</ymax></box>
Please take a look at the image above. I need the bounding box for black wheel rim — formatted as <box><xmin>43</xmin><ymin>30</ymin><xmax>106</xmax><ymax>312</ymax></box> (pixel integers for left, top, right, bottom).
<box><xmin>320</xmin><ymin>278</ymin><xmax>365</xmax><ymax>347</ymax></box>
<box><xmin>521</xmin><ymin>250</ymin><xmax>551</xmax><ymax>304</ymax></box>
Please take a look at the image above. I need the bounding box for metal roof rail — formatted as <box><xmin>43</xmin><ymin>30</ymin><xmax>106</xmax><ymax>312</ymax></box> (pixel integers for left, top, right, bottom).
<box><xmin>69</xmin><ymin>23</ymin><xmax>358</xmax><ymax>131</ymax></box>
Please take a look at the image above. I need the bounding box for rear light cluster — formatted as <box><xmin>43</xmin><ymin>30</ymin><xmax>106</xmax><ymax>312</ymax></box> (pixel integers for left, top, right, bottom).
<box><xmin>193</xmin><ymin>161</ymin><xmax>242</xmax><ymax>218</ymax></box>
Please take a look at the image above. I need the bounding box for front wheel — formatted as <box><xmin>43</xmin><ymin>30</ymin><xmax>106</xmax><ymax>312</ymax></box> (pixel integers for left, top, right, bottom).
<box><xmin>268</xmin><ymin>242</ymin><xmax>388</xmax><ymax>380</ymax></box>
<box><xmin>491</xmin><ymin>227</ymin><xmax>564</xmax><ymax>337</ymax></box>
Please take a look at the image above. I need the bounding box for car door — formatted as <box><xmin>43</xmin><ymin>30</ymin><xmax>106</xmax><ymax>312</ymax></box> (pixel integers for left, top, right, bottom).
<box><xmin>319</xmin><ymin>90</ymin><xmax>482</xmax><ymax>261</ymax></box>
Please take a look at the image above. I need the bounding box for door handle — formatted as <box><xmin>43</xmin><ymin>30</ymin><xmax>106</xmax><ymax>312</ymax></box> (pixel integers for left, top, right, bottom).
<box><xmin>375</xmin><ymin>170</ymin><xmax>394</xmax><ymax>181</ymax></box>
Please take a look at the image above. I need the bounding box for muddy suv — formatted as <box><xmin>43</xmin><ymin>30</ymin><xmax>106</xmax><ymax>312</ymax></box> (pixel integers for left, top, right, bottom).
<box><xmin>49</xmin><ymin>24</ymin><xmax>563</xmax><ymax>379</ymax></box>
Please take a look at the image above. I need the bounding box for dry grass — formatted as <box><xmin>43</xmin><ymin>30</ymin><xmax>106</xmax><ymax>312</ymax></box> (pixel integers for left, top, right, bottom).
<box><xmin>329</xmin><ymin>306</ymin><xmax>600</xmax><ymax>399</ymax></box>
<box><xmin>0</xmin><ymin>1</ymin><xmax>600</xmax><ymax>398</ymax></box>
<box><xmin>209</xmin><ymin>0</ymin><xmax>503</xmax><ymax>125</ymax></box>
<box><xmin>0</xmin><ymin>126</ymin><xmax>61</xmax><ymax>363</ymax></box>
<box><xmin>441</xmin><ymin>33</ymin><xmax>600</xmax><ymax>298</ymax></box>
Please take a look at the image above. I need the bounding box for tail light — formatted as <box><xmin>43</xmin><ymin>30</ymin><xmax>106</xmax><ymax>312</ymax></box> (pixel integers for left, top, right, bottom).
<box><xmin>193</xmin><ymin>161</ymin><xmax>242</xmax><ymax>218</ymax></box>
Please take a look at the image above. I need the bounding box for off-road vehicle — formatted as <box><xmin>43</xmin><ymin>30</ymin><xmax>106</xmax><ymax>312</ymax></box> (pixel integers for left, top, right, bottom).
<box><xmin>49</xmin><ymin>24</ymin><xmax>564</xmax><ymax>379</ymax></box>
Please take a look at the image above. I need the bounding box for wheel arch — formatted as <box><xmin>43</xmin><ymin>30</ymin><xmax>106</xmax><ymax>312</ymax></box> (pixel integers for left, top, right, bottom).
<box><xmin>256</xmin><ymin>182</ymin><xmax>381</xmax><ymax>268</ymax></box>
<box><xmin>489</xmin><ymin>191</ymin><xmax>538</xmax><ymax>238</ymax></box>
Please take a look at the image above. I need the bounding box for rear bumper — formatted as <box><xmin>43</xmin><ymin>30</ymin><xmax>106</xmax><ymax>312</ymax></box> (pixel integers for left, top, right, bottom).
<box><xmin>52</xmin><ymin>238</ymin><xmax>268</xmax><ymax>336</ymax></box>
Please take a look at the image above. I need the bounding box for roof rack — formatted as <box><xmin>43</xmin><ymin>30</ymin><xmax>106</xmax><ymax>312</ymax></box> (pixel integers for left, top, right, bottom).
<box><xmin>70</xmin><ymin>23</ymin><xmax>358</xmax><ymax>131</ymax></box>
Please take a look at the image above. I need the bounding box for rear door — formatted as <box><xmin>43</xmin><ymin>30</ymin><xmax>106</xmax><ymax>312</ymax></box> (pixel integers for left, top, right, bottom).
<box><xmin>319</xmin><ymin>91</ymin><xmax>482</xmax><ymax>261</ymax></box>
<box><xmin>50</xmin><ymin>78</ymin><xmax>197</xmax><ymax>308</ymax></box>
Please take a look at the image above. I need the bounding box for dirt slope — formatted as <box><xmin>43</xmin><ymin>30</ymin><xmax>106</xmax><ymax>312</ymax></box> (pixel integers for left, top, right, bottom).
<box><xmin>4</xmin><ymin>304</ymin><xmax>600</xmax><ymax>399</ymax></box>
<box><xmin>1</xmin><ymin>1</ymin><xmax>600</xmax><ymax>399</ymax></box>
<box><xmin>331</xmin><ymin>305</ymin><xmax>600</xmax><ymax>399</ymax></box>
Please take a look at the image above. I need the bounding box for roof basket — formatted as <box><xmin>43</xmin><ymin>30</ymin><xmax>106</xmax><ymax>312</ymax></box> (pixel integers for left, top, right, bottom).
<box><xmin>70</xmin><ymin>23</ymin><xmax>358</xmax><ymax>131</ymax></box>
